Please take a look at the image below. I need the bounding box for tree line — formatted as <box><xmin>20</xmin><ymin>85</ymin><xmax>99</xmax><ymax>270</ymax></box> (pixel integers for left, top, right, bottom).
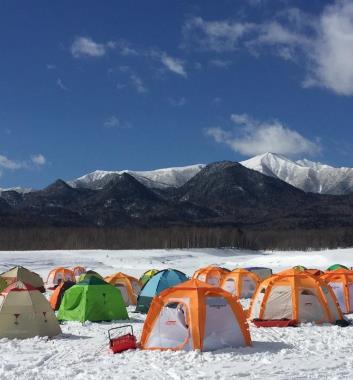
<box><xmin>0</xmin><ymin>226</ymin><xmax>352</xmax><ymax>251</ymax></box>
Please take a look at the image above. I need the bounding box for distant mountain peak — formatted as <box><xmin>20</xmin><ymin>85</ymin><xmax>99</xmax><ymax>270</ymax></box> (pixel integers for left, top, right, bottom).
<box><xmin>69</xmin><ymin>164</ymin><xmax>205</xmax><ymax>190</ymax></box>
<box><xmin>241</xmin><ymin>153</ymin><xmax>353</xmax><ymax>195</ymax></box>
<box><xmin>43</xmin><ymin>179</ymin><xmax>73</xmax><ymax>194</ymax></box>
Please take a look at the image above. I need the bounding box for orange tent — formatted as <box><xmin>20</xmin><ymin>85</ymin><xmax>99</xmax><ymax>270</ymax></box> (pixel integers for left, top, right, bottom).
<box><xmin>72</xmin><ymin>266</ymin><xmax>86</xmax><ymax>277</ymax></box>
<box><xmin>46</xmin><ymin>267</ymin><xmax>75</xmax><ymax>289</ymax></box>
<box><xmin>221</xmin><ymin>269</ymin><xmax>260</xmax><ymax>299</ymax></box>
<box><xmin>192</xmin><ymin>266</ymin><xmax>229</xmax><ymax>286</ymax></box>
<box><xmin>140</xmin><ymin>279</ymin><xmax>251</xmax><ymax>351</ymax></box>
<box><xmin>250</xmin><ymin>269</ymin><xmax>343</xmax><ymax>325</ymax></box>
<box><xmin>306</xmin><ymin>269</ymin><xmax>324</xmax><ymax>277</ymax></box>
<box><xmin>321</xmin><ymin>269</ymin><xmax>353</xmax><ymax>314</ymax></box>
<box><xmin>49</xmin><ymin>280</ymin><xmax>75</xmax><ymax>310</ymax></box>
<box><xmin>105</xmin><ymin>272</ymin><xmax>141</xmax><ymax>305</ymax></box>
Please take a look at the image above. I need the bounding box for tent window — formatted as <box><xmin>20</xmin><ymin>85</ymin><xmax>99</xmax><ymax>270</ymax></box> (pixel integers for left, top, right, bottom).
<box><xmin>301</xmin><ymin>289</ymin><xmax>315</xmax><ymax>296</ymax></box>
<box><xmin>206</xmin><ymin>297</ymin><xmax>227</xmax><ymax>308</ymax></box>
<box><xmin>165</xmin><ymin>302</ymin><xmax>180</xmax><ymax>309</ymax></box>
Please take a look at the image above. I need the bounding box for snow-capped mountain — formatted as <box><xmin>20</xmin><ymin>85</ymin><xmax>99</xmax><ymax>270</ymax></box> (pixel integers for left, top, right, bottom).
<box><xmin>69</xmin><ymin>164</ymin><xmax>205</xmax><ymax>190</ymax></box>
<box><xmin>0</xmin><ymin>187</ymin><xmax>32</xmax><ymax>195</ymax></box>
<box><xmin>241</xmin><ymin>152</ymin><xmax>353</xmax><ymax>195</ymax></box>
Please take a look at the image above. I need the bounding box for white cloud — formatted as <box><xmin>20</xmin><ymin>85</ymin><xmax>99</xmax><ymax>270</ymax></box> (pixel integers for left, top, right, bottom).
<box><xmin>305</xmin><ymin>0</ymin><xmax>353</xmax><ymax>95</ymax></box>
<box><xmin>104</xmin><ymin>116</ymin><xmax>131</xmax><ymax>129</ymax></box>
<box><xmin>0</xmin><ymin>153</ymin><xmax>46</xmax><ymax>178</ymax></box>
<box><xmin>0</xmin><ymin>155</ymin><xmax>24</xmax><ymax>170</ymax></box>
<box><xmin>161</xmin><ymin>54</ymin><xmax>187</xmax><ymax>77</ymax></box>
<box><xmin>115</xmin><ymin>39</ymin><xmax>139</xmax><ymax>56</ymax></box>
<box><xmin>31</xmin><ymin>154</ymin><xmax>46</xmax><ymax>166</ymax></box>
<box><xmin>56</xmin><ymin>78</ymin><xmax>68</xmax><ymax>91</ymax></box>
<box><xmin>182</xmin><ymin>17</ymin><xmax>255</xmax><ymax>52</ymax></box>
<box><xmin>168</xmin><ymin>97</ymin><xmax>186</xmax><ymax>107</ymax></box>
<box><xmin>206</xmin><ymin>113</ymin><xmax>321</xmax><ymax>157</ymax></box>
<box><xmin>183</xmin><ymin>2</ymin><xmax>353</xmax><ymax>95</ymax></box>
<box><xmin>46</xmin><ymin>64</ymin><xmax>56</xmax><ymax>70</ymax></box>
<box><xmin>71</xmin><ymin>36</ymin><xmax>110</xmax><ymax>58</ymax></box>
<box><xmin>130</xmin><ymin>74</ymin><xmax>147</xmax><ymax>93</ymax></box>
<box><xmin>209</xmin><ymin>59</ymin><xmax>232</xmax><ymax>68</ymax></box>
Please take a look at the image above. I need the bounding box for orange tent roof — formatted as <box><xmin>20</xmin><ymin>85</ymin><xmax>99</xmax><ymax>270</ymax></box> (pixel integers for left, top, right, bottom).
<box><xmin>46</xmin><ymin>267</ymin><xmax>75</xmax><ymax>288</ymax></box>
<box><xmin>221</xmin><ymin>268</ymin><xmax>260</xmax><ymax>298</ymax></box>
<box><xmin>72</xmin><ymin>266</ymin><xmax>86</xmax><ymax>276</ymax></box>
<box><xmin>192</xmin><ymin>266</ymin><xmax>229</xmax><ymax>286</ymax></box>
<box><xmin>105</xmin><ymin>272</ymin><xmax>141</xmax><ymax>306</ymax></box>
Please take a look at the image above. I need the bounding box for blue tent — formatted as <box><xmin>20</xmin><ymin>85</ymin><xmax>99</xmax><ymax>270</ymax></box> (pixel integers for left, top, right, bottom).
<box><xmin>135</xmin><ymin>269</ymin><xmax>188</xmax><ymax>313</ymax></box>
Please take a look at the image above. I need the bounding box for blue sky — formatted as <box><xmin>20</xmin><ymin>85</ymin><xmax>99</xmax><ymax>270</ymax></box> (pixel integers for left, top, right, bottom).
<box><xmin>1</xmin><ymin>0</ymin><xmax>353</xmax><ymax>188</ymax></box>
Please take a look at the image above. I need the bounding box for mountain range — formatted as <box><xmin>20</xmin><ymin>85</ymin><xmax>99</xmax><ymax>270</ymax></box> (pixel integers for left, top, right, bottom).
<box><xmin>1</xmin><ymin>156</ymin><xmax>353</xmax><ymax>230</ymax></box>
<box><xmin>67</xmin><ymin>153</ymin><xmax>353</xmax><ymax>195</ymax></box>
<box><xmin>4</xmin><ymin>152</ymin><xmax>353</xmax><ymax>196</ymax></box>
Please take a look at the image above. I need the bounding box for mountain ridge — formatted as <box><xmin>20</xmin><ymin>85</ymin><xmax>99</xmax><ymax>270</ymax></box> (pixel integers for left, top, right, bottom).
<box><xmin>3</xmin><ymin>153</ymin><xmax>353</xmax><ymax>196</ymax></box>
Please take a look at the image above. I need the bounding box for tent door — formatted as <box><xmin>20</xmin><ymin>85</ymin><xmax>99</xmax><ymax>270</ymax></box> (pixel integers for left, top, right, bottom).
<box><xmin>145</xmin><ymin>301</ymin><xmax>190</xmax><ymax>350</ymax></box>
<box><xmin>298</xmin><ymin>289</ymin><xmax>325</xmax><ymax>322</ymax></box>
<box><xmin>203</xmin><ymin>297</ymin><xmax>244</xmax><ymax>351</ymax></box>
<box><xmin>223</xmin><ymin>278</ymin><xmax>237</xmax><ymax>296</ymax></box>
<box><xmin>241</xmin><ymin>278</ymin><xmax>256</xmax><ymax>298</ymax></box>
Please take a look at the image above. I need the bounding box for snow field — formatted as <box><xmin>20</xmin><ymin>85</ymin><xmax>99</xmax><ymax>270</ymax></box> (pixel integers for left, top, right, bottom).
<box><xmin>0</xmin><ymin>248</ymin><xmax>353</xmax><ymax>379</ymax></box>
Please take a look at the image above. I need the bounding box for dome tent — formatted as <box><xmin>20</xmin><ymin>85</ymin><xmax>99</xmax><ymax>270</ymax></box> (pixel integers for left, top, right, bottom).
<box><xmin>50</xmin><ymin>280</ymin><xmax>76</xmax><ymax>311</ymax></box>
<box><xmin>293</xmin><ymin>266</ymin><xmax>324</xmax><ymax>277</ymax></box>
<box><xmin>72</xmin><ymin>266</ymin><xmax>86</xmax><ymax>278</ymax></box>
<box><xmin>321</xmin><ymin>269</ymin><xmax>353</xmax><ymax>314</ymax></box>
<box><xmin>46</xmin><ymin>267</ymin><xmax>75</xmax><ymax>289</ymax></box>
<box><xmin>139</xmin><ymin>269</ymin><xmax>159</xmax><ymax>286</ymax></box>
<box><xmin>58</xmin><ymin>276</ymin><xmax>128</xmax><ymax>322</ymax></box>
<box><xmin>250</xmin><ymin>269</ymin><xmax>343</xmax><ymax>326</ymax></box>
<box><xmin>105</xmin><ymin>272</ymin><xmax>141</xmax><ymax>306</ymax></box>
<box><xmin>136</xmin><ymin>269</ymin><xmax>188</xmax><ymax>314</ymax></box>
<box><xmin>141</xmin><ymin>279</ymin><xmax>251</xmax><ymax>351</ymax></box>
<box><xmin>1</xmin><ymin>266</ymin><xmax>45</xmax><ymax>292</ymax></box>
<box><xmin>245</xmin><ymin>267</ymin><xmax>273</xmax><ymax>281</ymax></box>
<box><xmin>221</xmin><ymin>269</ymin><xmax>260</xmax><ymax>299</ymax></box>
<box><xmin>77</xmin><ymin>270</ymin><xmax>104</xmax><ymax>282</ymax></box>
<box><xmin>0</xmin><ymin>281</ymin><xmax>61</xmax><ymax>338</ymax></box>
<box><xmin>305</xmin><ymin>269</ymin><xmax>324</xmax><ymax>277</ymax></box>
<box><xmin>192</xmin><ymin>266</ymin><xmax>229</xmax><ymax>286</ymax></box>
<box><xmin>327</xmin><ymin>264</ymin><xmax>349</xmax><ymax>271</ymax></box>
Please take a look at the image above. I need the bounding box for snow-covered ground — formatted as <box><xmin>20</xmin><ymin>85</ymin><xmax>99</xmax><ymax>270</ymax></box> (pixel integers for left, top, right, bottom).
<box><xmin>1</xmin><ymin>248</ymin><xmax>353</xmax><ymax>380</ymax></box>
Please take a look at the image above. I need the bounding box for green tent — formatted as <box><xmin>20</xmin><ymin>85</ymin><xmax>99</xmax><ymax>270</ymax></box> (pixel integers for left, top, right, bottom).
<box><xmin>77</xmin><ymin>270</ymin><xmax>104</xmax><ymax>283</ymax></box>
<box><xmin>327</xmin><ymin>264</ymin><xmax>349</xmax><ymax>271</ymax></box>
<box><xmin>58</xmin><ymin>276</ymin><xmax>128</xmax><ymax>322</ymax></box>
<box><xmin>139</xmin><ymin>269</ymin><xmax>159</xmax><ymax>286</ymax></box>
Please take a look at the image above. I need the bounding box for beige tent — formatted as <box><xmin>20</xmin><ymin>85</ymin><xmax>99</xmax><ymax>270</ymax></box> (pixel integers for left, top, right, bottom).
<box><xmin>1</xmin><ymin>266</ymin><xmax>45</xmax><ymax>292</ymax></box>
<box><xmin>0</xmin><ymin>281</ymin><xmax>61</xmax><ymax>338</ymax></box>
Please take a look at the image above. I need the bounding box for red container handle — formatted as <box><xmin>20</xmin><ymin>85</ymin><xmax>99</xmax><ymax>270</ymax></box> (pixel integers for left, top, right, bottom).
<box><xmin>108</xmin><ymin>325</ymin><xmax>134</xmax><ymax>341</ymax></box>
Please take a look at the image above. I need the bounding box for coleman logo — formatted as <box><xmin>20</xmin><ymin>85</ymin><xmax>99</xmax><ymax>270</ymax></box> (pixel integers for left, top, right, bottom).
<box><xmin>166</xmin><ymin>320</ymin><xmax>176</xmax><ymax>325</ymax></box>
